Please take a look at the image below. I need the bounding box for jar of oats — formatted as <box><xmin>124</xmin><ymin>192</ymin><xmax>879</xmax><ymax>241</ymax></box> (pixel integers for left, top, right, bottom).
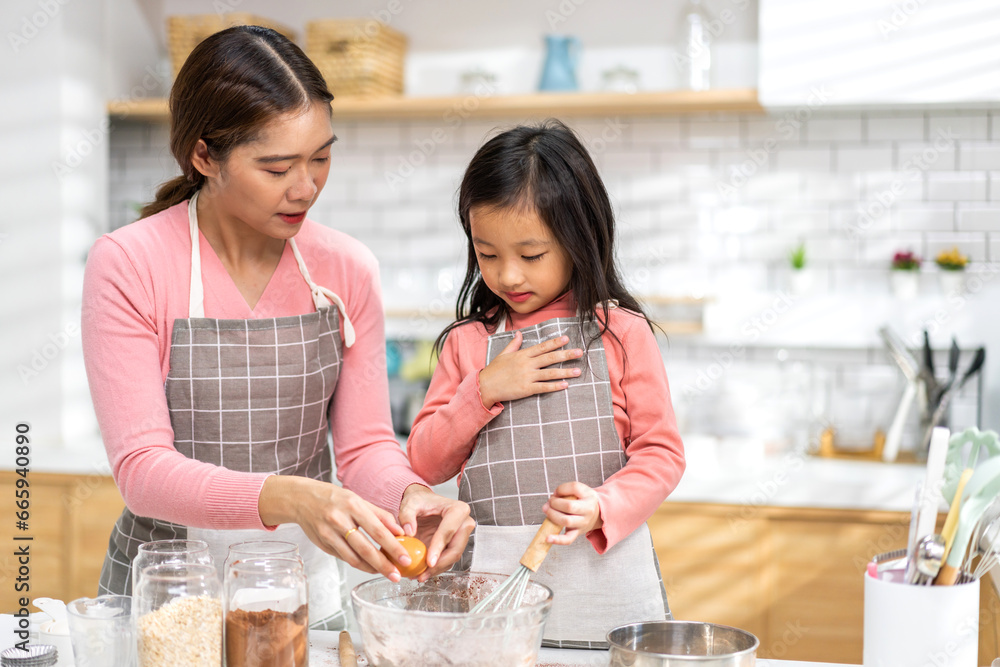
<box><xmin>135</xmin><ymin>562</ymin><xmax>223</xmax><ymax>667</ymax></box>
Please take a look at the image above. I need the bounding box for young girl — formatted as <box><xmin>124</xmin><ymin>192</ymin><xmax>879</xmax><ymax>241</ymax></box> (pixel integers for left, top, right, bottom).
<box><xmin>407</xmin><ymin>120</ymin><xmax>686</xmax><ymax>648</ymax></box>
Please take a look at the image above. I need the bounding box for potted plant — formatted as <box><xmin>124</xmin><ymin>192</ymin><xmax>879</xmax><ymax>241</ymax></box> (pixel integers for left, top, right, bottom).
<box><xmin>890</xmin><ymin>250</ymin><xmax>921</xmax><ymax>299</ymax></box>
<box><xmin>788</xmin><ymin>242</ymin><xmax>812</xmax><ymax>295</ymax></box>
<box><xmin>934</xmin><ymin>247</ymin><xmax>969</xmax><ymax>294</ymax></box>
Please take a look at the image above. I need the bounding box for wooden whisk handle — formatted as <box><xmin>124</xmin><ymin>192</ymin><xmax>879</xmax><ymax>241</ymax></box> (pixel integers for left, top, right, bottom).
<box><xmin>520</xmin><ymin>519</ymin><xmax>563</xmax><ymax>572</ymax></box>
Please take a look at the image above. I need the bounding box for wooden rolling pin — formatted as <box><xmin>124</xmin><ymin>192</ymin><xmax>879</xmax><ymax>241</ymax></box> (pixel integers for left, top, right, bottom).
<box><xmin>339</xmin><ymin>630</ymin><xmax>357</xmax><ymax>667</ymax></box>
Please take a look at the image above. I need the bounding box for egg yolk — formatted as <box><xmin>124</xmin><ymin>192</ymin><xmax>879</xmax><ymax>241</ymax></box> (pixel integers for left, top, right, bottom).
<box><xmin>382</xmin><ymin>536</ymin><xmax>428</xmax><ymax>578</ymax></box>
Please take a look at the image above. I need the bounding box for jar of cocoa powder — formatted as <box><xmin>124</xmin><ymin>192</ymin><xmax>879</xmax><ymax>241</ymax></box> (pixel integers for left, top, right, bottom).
<box><xmin>224</xmin><ymin>557</ymin><xmax>308</xmax><ymax>667</ymax></box>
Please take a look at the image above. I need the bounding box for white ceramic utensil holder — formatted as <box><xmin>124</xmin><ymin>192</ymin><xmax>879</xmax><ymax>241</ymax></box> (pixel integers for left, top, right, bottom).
<box><xmin>864</xmin><ymin>573</ymin><xmax>980</xmax><ymax>667</ymax></box>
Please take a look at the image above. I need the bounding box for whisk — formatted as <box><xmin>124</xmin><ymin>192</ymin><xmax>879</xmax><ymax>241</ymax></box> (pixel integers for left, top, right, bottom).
<box><xmin>470</xmin><ymin>519</ymin><xmax>563</xmax><ymax>613</ymax></box>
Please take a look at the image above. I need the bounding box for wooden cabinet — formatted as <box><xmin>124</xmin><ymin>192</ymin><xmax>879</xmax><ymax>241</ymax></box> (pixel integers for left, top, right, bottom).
<box><xmin>0</xmin><ymin>472</ymin><xmax>124</xmax><ymax>612</ymax></box>
<box><xmin>649</xmin><ymin>502</ymin><xmax>1000</xmax><ymax>664</ymax></box>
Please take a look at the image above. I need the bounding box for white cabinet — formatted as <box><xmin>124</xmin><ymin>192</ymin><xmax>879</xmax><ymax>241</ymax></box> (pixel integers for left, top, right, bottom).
<box><xmin>759</xmin><ymin>0</ymin><xmax>1000</xmax><ymax>106</ymax></box>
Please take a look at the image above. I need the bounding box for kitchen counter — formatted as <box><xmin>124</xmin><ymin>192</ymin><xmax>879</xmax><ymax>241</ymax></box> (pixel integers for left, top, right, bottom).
<box><xmin>306</xmin><ymin>630</ymin><xmax>855</xmax><ymax>666</ymax></box>
<box><xmin>673</xmin><ymin>437</ymin><xmax>932</xmax><ymax>513</ymax></box>
<box><xmin>18</xmin><ymin>436</ymin><xmax>932</xmax><ymax>513</ymax></box>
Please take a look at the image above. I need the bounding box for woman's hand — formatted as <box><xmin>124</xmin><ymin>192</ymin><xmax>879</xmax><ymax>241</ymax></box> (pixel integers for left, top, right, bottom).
<box><xmin>478</xmin><ymin>332</ymin><xmax>583</xmax><ymax>408</ymax></box>
<box><xmin>542</xmin><ymin>481</ymin><xmax>603</xmax><ymax>546</ymax></box>
<box><xmin>397</xmin><ymin>484</ymin><xmax>476</xmax><ymax>583</ymax></box>
<box><xmin>258</xmin><ymin>475</ymin><xmax>413</xmax><ymax>582</ymax></box>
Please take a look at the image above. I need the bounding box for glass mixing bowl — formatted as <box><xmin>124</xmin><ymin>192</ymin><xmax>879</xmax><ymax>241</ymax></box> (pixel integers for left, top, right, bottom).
<box><xmin>350</xmin><ymin>572</ymin><xmax>552</xmax><ymax>667</ymax></box>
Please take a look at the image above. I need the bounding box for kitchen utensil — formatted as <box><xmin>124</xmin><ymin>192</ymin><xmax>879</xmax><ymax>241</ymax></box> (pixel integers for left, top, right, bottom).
<box><xmin>607</xmin><ymin>621</ymin><xmax>758</xmax><ymax>667</ymax></box>
<box><xmin>969</xmin><ymin>521</ymin><xmax>999</xmax><ymax>581</ymax></box>
<box><xmin>879</xmin><ymin>327</ymin><xmax>925</xmax><ymax>461</ymax></box>
<box><xmin>939</xmin><ymin>336</ymin><xmax>961</xmax><ymax>404</ymax></box>
<box><xmin>338</xmin><ymin>631</ymin><xmax>357</xmax><ymax>667</ymax></box>
<box><xmin>920</xmin><ymin>347</ymin><xmax>986</xmax><ymax>452</ymax></box>
<box><xmin>351</xmin><ymin>572</ymin><xmax>552</xmax><ymax>667</ymax></box>
<box><xmin>31</xmin><ymin>599</ymin><xmax>71</xmax><ymax>667</ymax></box>
<box><xmin>940</xmin><ymin>468</ymin><xmax>973</xmax><ymax>563</ymax></box>
<box><xmin>905</xmin><ymin>483</ymin><xmax>923</xmax><ymax>568</ymax></box>
<box><xmin>539</xmin><ymin>35</ymin><xmax>581</xmax><ymax>91</ymax></box>
<box><xmin>942</xmin><ymin>427</ymin><xmax>1000</xmax><ymax>504</ymax></box>
<box><xmin>906</xmin><ymin>534</ymin><xmax>945</xmax><ymax>585</ymax></box>
<box><xmin>923</xmin><ymin>329</ymin><xmax>936</xmax><ymax>380</ymax></box>
<box><xmin>66</xmin><ymin>595</ymin><xmax>136</xmax><ymax>667</ymax></box>
<box><xmin>935</xmin><ymin>457</ymin><xmax>1000</xmax><ymax>585</ymax></box>
<box><xmin>884</xmin><ymin>380</ymin><xmax>918</xmax><ymax>462</ymax></box>
<box><xmin>470</xmin><ymin>518</ymin><xmax>562</xmax><ymax>613</ymax></box>
<box><xmin>913</xmin><ymin>428</ymin><xmax>950</xmax><ymax>552</ymax></box>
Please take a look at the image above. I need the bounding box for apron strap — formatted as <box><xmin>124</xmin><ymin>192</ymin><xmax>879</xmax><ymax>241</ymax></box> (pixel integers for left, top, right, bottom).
<box><xmin>187</xmin><ymin>193</ymin><xmax>206</xmax><ymax>319</ymax></box>
<box><xmin>186</xmin><ymin>191</ymin><xmax>355</xmax><ymax>348</ymax></box>
<box><xmin>289</xmin><ymin>238</ymin><xmax>356</xmax><ymax>348</ymax></box>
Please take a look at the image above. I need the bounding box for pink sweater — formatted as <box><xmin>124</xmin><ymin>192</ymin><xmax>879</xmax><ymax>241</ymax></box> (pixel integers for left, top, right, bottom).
<box><xmin>81</xmin><ymin>201</ymin><xmax>425</xmax><ymax>531</ymax></box>
<box><xmin>407</xmin><ymin>292</ymin><xmax>686</xmax><ymax>553</ymax></box>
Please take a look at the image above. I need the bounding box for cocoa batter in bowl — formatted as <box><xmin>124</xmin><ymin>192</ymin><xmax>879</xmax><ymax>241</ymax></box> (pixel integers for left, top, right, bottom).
<box><xmin>350</xmin><ymin>572</ymin><xmax>553</xmax><ymax>667</ymax></box>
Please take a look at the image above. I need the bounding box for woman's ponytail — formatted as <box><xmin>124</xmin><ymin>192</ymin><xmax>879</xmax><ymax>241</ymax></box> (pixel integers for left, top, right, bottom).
<box><xmin>138</xmin><ymin>174</ymin><xmax>203</xmax><ymax>219</ymax></box>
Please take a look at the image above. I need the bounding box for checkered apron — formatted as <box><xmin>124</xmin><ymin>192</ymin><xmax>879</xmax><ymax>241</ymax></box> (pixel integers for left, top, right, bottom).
<box><xmin>98</xmin><ymin>192</ymin><xmax>356</xmax><ymax>630</ymax></box>
<box><xmin>458</xmin><ymin>313</ymin><xmax>670</xmax><ymax>649</ymax></box>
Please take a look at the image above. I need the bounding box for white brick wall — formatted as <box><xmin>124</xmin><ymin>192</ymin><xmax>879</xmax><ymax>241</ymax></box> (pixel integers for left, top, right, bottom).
<box><xmin>109</xmin><ymin>108</ymin><xmax>999</xmax><ymax>304</ymax></box>
<box><xmin>109</xmin><ymin>108</ymin><xmax>996</xmax><ymax>448</ymax></box>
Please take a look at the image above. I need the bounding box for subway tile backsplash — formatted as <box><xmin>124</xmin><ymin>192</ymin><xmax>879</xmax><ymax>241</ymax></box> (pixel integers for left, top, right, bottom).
<box><xmin>108</xmin><ymin>108</ymin><xmax>996</xmax><ymax>450</ymax></box>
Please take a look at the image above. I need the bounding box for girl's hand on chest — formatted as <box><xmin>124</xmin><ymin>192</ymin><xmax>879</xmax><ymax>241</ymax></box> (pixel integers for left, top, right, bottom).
<box><xmin>477</xmin><ymin>330</ymin><xmax>584</xmax><ymax>408</ymax></box>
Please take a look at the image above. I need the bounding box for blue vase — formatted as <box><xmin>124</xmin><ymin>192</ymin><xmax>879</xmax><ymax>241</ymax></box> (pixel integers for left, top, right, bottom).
<box><xmin>539</xmin><ymin>35</ymin><xmax>581</xmax><ymax>92</ymax></box>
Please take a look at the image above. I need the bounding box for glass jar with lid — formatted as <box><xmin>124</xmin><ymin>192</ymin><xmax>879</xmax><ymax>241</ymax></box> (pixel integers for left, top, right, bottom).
<box><xmin>131</xmin><ymin>539</ymin><xmax>212</xmax><ymax>595</ymax></box>
<box><xmin>134</xmin><ymin>562</ymin><xmax>222</xmax><ymax>667</ymax></box>
<box><xmin>224</xmin><ymin>540</ymin><xmax>301</xmax><ymax>575</ymax></box>
<box><xmin>224</xmin><ymin>556</ymin><xmax>308</xmax><ymax>667</ymax></box>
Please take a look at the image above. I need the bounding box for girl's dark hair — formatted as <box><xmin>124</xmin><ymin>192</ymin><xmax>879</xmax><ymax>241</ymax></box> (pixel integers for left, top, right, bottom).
<box><xmin>139</xmin><ymin>25</ymin><xmax>334</xmax><ymax>219</ymax></box>
<box><xmin>436</xmin><ymin>119</ymin><xmax>656</xmax><ymax>354</ymax></box>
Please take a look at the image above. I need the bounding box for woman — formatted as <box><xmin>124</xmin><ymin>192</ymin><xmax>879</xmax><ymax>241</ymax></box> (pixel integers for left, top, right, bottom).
<box><xmin>81</xmin><ymin>25</ymin><xmax>473</xmax><ymax>630</ymax></box>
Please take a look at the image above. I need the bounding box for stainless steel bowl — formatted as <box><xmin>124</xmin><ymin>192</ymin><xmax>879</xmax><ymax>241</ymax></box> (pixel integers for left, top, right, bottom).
<box><xmin>608</xmin><ymin>621</ymin><xmax>759</xmax><ymax>666</ymax></box>
<box><xmin>351</xmin><ymin>572</ymin><xmax>552</xmax><ymax>667</ymax></box>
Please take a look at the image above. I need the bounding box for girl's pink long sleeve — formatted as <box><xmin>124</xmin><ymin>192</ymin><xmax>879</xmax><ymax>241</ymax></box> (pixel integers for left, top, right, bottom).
<box><xmin>406</xmin><ymin>294</ymin><xmax>685</xmax><ymax>553</ymax></box>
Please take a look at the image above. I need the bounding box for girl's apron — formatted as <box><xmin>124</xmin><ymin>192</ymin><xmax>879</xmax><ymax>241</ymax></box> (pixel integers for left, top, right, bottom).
<box><xmin>98</xmin><ymin>192</ymin><xmax>357</xmax><ymax>631</ymax></box>
<box><xmin>457</xmin><ymin>312</ymin><xmax>670</xmax><ymax>649</ymax></box>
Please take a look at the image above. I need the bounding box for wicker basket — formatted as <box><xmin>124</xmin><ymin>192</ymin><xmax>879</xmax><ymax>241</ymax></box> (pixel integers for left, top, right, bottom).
<box><xmin>167</xmin><ymin>13</ymin><xmax>298</xmax><ymax>78</ymax></box>
<box><xmin>305</xmin><ymin>19</ymin><xmax>407</xmax><ymax>97</ymax></box>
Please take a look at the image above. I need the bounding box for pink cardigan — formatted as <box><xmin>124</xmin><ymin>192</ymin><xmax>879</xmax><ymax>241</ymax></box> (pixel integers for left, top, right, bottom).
<box><xmin>407</xmin><ymin>292</ymin><xmax>686</xmax><ymax>553</ymax></box>
<box><xmin>81</xmin><ymin>201</ymin><xmax>425</xmax><ymax>531</ymax></box>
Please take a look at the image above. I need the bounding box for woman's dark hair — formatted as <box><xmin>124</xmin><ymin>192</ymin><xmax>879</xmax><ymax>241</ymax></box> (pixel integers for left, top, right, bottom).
<box><xmin>436</xmin><ymin>119</ymin><xmax>656</xmax><ymax>354</ymax></box>
<box><xmin>139</xmin><ymin>25</ymin><xmax>334</xmax><ymax>218</ymax></box>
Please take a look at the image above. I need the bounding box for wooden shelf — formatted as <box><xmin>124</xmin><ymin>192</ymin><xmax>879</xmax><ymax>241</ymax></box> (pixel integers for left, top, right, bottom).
<box><xmin>108</xmin><ymin>89</ymin><xmax>762</xmax><ymax>123</ymax></box>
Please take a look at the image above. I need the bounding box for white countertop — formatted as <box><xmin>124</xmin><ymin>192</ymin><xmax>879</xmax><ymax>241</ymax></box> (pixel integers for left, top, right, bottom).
<box><xmin>670</xmin><ymin>436</ymin><xmax>931</xmax><ymax>513</ymax></box>
<box><xmin>307</xmin><ymin>630</ymin><xmax>855</xmax><ymax>666</ymax></box>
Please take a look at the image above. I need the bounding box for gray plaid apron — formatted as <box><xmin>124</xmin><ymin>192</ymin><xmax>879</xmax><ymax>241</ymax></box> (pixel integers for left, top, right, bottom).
<box><xmin>458</xmin><ymin>313</ymin><xmax>670</xmax><ymax>649</ymax></box>
<box><xmin>99</xmin><ymin>191</ymin><xmax>356</xmax><ymax>630</ymax></box>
